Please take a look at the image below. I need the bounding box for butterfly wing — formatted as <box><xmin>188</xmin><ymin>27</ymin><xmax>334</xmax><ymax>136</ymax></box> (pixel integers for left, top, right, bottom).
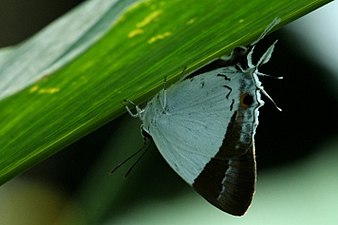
<box><xmin>145</xmin><ymin>69</ymin><xmax>238</xmax><ymax>182</ymax></box>
<box><xmin>193</xmin><ymin>128</ymin><xmax>256</xmax><ymax>216</ymax></box>
<box><xmin>143</xmin><ymin>67</ymin><xmax>259</xmax><ymax>215</ymax></box>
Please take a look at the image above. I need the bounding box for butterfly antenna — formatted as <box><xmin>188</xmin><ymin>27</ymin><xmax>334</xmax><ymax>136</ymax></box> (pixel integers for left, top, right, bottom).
<box><xmin>110</xmin><ymin>135</ymin><xmax>151</xmax><ymax>178</ymax></box>
<box><xmin>123</xmin><ymin>143</ymin><xmax>149</xmax><ymax>178</ymax></box>
<box><xmin>110</xmin><ymin>148</ymin><xmax>144</xmax><ymax>175</ymax></box>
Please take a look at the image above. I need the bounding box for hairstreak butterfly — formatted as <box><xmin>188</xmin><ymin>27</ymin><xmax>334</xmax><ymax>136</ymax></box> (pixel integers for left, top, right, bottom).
<box><xmin>125</xmin><ymin>18</ymin><xmax>281</xmax><ymax>216</ymax></box>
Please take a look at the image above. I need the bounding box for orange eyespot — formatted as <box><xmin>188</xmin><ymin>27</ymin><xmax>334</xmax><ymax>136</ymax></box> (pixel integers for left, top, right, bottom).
<box><xmin>240</xmin><ymin>93</ymin><xmax>254</xmax><ymax>108</ymax></box>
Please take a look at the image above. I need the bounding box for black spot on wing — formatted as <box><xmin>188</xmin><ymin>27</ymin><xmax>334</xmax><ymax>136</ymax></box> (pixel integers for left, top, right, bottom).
<box><xmin>230</xmin><ymin>99</ymin><xmax>234</xmax><ymax>111</ymax></box>
<box><xmin>201</xmin><ymin>81</ymin><xmax>205</xmax><ymax>88</ymax></box>
<box><xmin>223</xmin><ymin>85</ymin><xmax>232</xmax><ymax>99</ymax></box>
<box><xmin>217</xmin><ymin>74</ymin><xmax>231</xmax><ymax>81</ymax></box>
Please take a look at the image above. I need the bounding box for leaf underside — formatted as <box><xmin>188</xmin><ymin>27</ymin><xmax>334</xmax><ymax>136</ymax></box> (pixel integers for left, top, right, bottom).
<box><xmin>0</xmin><ymin>0</ymin><xmax>332</xmax><ymax>184</ymax></box>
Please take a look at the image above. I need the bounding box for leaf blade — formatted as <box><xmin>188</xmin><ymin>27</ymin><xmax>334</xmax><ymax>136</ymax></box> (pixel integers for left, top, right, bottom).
<box><xmin>0</xmin><ymin>0</ymin><xmax>332</xmax><ymax>185</ymax></box>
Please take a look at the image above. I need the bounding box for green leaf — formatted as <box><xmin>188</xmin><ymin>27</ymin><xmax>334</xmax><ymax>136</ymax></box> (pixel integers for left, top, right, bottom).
<box><xmin>0</xmin><ymin>0</ymin><xmax>332</xmax><ymax>185</ymax></box>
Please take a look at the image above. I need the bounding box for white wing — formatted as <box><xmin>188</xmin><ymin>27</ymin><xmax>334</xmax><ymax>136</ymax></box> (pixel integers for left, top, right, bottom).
<box><xmin>144</xmin><ymin>68</ymin><xmax>244</xmax><ymax>184</ymax></box>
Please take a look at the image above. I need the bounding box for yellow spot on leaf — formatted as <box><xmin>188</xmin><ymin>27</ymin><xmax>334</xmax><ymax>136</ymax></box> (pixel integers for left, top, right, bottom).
<box><xmin>38</xmin><ymin>88</ymin><xmax>60</xmax><ymax>94</ymax></box>
<box><xmin>29</xmin><ymin>85</ymin><xmax>60</xmax><ymax>94</ymax></box>
<box><xmin>29</xmin><ymin>85</ymin><xmax>39</xmax><ymax>93</ymax></box>
<box><xmin>148</xmin><ymin>31</ymin><xmax>172</xmax><ymax>44</ymax></box>
<box><xmin>186</xmin><ymin>18</ymin><xmax>196</xmax><ymax>25</ymax></box>
<box><xmin>128</xmin><ymin>28</ymin><xmax>144</xmax><ymax>38</ymax></box>
<box><xmin>137</xmin><ymin>10</ymin><xmax>162</xmax><ymax>28</ymax></box>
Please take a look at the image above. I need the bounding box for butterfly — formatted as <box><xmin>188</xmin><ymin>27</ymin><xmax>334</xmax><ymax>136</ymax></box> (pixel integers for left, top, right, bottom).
<box><xmin>125</xmin><ymin>18</ymin><xmax>281</xmax><ymax>216</ymax></box>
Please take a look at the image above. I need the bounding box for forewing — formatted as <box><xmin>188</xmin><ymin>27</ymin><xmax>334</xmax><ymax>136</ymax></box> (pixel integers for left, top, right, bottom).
<box><xmin>148</xmin><ymin>71</ymin><xmax>238</xmax><ymax>183</ymax></box>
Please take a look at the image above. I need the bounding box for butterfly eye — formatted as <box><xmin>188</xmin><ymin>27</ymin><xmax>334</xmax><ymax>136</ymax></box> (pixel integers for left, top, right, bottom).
<box><xmin>240</xmin><ymin>93</ymin><xmax>254</xmax><ymax>108</ymax></box>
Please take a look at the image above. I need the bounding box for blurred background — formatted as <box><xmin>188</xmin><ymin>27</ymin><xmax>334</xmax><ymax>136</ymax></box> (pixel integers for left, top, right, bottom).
<box><xmin>0</xmin><ymin>1</ymin><xmax>337</xmax><ymax>225</ymax></box>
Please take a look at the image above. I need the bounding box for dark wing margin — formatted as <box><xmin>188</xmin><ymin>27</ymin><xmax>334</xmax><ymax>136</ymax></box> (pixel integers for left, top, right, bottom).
<box><xmin>192</xmin><ymin>145</ymin><xmax>256</xmax><ymax>216</ymax></box>
<box><xmin>192</xmin><ymin>109</ymin><xmax>257</xmax><ymax>216</ymax></box>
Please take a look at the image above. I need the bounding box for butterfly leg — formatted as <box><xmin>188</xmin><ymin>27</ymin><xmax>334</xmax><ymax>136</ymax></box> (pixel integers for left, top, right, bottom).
<box><xmin>160</xmin><ymin>77</ymin><xmax>168</xmax><ymax>111</ymax></box>
<box><xmin>123</xmin><ymin>99</ymin><xmax>144</xmax><ymax>118</ymax></box>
